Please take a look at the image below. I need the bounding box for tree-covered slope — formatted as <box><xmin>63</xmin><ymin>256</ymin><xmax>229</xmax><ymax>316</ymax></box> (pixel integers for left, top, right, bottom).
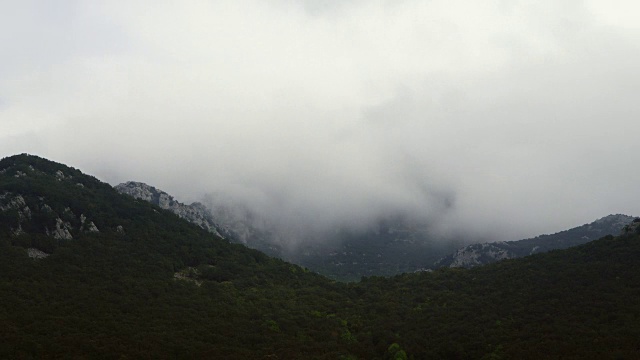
<box><xmin>1</xmin><ymin>154</ymin><xmax>640</xmax><ymax>359</ymax></box>
<box><xmin>0</xmin><ymin>154</ymin><xmax>358</xmax><ymax>359</ymax></box>
<box><xmin>116</xmin><ymin>180</ymin><xmax>464</xmax><ymax>281</ymax></box>
<box><xmin>347</xmin><ymin>231</ymin><xmax>640</xmax><ymax>359</ymax></box>
<box><xmin>434</xmin><ymin>214</ymin><xmax>635</xmax><ymax>268</ymax></box>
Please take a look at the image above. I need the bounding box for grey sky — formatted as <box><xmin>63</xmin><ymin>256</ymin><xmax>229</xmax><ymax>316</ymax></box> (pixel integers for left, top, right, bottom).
<box><xmin>1</xmin><ymin>0</ymin><xmax>639</xmax><ymax>241</ymax></box>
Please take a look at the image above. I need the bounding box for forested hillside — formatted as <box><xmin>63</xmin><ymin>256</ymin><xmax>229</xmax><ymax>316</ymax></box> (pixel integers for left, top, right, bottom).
<box><xmin>0</xmin><ymin>154</ymin><xmax>356</xmax><ymax>359</ymax></box>
<box><xmin>1</xmin><ymin>154</ymin><xmax>639</xmax><ymax>359</ymax></box>
<box><xmin>116</xmin><ymin>181</ymin><xmax>464</xmax><ymax>281</ymax></box>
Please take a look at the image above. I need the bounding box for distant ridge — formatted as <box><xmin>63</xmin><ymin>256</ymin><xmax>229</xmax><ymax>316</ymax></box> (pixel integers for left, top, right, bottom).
<box><xmin>3</xmin><ymin>153</ymin><xmax>640</xmax><ymax>358</ymax></box>
<box><xmin>434</xmin><ymin>214</ymin><xmax>636</xmax><ymax>268</ymax></box>
<box><xmin>114</xmin><ymin>180</ymin><xmax>637</xmax><ymax>278</ymax></box>
<box><xmin>116</xmin><ymin>181</ymin><xmax>464</xmax><ymax>280</ymax></box>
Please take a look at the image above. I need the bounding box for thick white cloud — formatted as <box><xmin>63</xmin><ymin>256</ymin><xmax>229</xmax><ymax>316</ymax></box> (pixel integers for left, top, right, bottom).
<box><xmin>1</xmin><ymin>0</ymin><xmax>639</xmax><ymax>241</ymax></box>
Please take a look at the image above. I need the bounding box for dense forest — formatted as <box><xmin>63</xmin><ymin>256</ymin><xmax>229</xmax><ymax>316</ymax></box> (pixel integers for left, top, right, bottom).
<box><xmin>1</xmin><ymin>154</ymin><xmax>639</xmax><ymax>359</ymax></box>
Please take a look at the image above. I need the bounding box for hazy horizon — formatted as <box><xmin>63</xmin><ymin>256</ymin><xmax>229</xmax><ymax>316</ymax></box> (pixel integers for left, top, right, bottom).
<box><xmin>2</xmin><ymin>1</ymin><xmax>640</xmax><ymax>243</ymax></box>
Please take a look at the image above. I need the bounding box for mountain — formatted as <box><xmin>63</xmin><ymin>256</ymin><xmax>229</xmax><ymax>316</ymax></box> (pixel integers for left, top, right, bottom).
<box><xmin>434</xmin><ymin>213</ymin><xmax>636</xmax><ymax>268</ymax></box>
<box><xmin>354</xmin><ymin>229</ymin><xmax>640</xmax><ymax>359</ymax></box>
<box><xmin>117</xmin><ymin>182</ymin><xmax>465</xmax><ymax>280</ymax></box>
<box><xmin>2</xmin><ymin>154</ymin><xmax>640</xmax><ymax>359</ymax></box>
<box><xmin>115</xmin><ymin>182</ymin><xmax>637</xmax><ymax>279</ymax></box>
<box><xmin>287</xmin><ymin>217</ymin><xmax>465</xmax><ymax>280</ymax></box>
<box><xmin>115</xmin><ymin>181</ymin><xmax>230</xmax><ymax>238</ymax></box>
<box><xmin>0</xmin><ymin>154</ymin><xmax>358</xmax><ymax>359</ymax></box>
<box><xmin>117</xmin><ymin>181</ymin><xmax>635</xmax><ymax>280</ymax></box>
<box><xmin>115</xmin><ymin>181</ymin><xmax>286</xmax><ymax>258</ymax></box>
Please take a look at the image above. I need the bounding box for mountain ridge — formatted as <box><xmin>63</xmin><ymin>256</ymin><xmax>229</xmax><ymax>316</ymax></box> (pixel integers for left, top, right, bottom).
<box><xmin>2</xmin><ymin>153</ymin><xmax>640</xmax><ymax>358</ymax></box>
<box><xmin>434</xmin><ymin>213</ymin><xmax>636</xmax><ymax>268</ymax></box>
<box><xmin>115</xmin><ymin>180</ymin><xmax>466</xmax><ymax>280</ymax></box>
<box><xmin>114</xmin><ymin>181</ymin><xmax>286</xmax><ymax>259</ymax></box>
<box><xmin>115</xmin><ymin>181</ymin><xmax>228</xmax><ymax>239</ymax></box>
<box><xmin>115</xmin><ymin>180</ymin><xmax>636</xmax><ymax>277</ymax></box>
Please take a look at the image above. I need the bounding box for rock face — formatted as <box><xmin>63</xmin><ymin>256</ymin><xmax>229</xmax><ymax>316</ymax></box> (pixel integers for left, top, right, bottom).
<box><xmin>115</xmin><ymin>182</ymin><xmax>287</xmax><ymax>259</ymax></box>
<box><xmin>0</xmin><ymin>193</ymin><xmax>26</xmax><ymax>211</ymax></box>
<box><xmin>0</xmin><ymin>191</ymin><xmax>102</xmax><ymax>241</ymax></box>
<box><xmin>27</xmin><ymin>248</ymin><xmax>49</xmax><ymax>259</ymax></box>
<box><xmin>0</xmin><ymin>156</ymin><xmax>108</xmax><ymax>254</ymax></box>
<box><xmin>80</xmin><ymin>214</ymin><xmax>99</xmax><ymax>233</ymax></box>
<box><xmin>114</xmin><ymin>181</ymin><xmax>464</xmax><ymax>279</ymax></box>
<box><xmin>115</xmin><ymin>181</ymin><xmax>225</xmax><ymax>238</ymax></box>
<box><xmin>51</xmin><ymin>218</ymin><xmax>73</xmax><ymax>240</ymax></box>
<box><xmin>443</xmin><ymin>242</ymin><xmax>515</xmax><ymax>268</ymax></box>
<box><xmin>435</xmin><ymin>214</ymin><xmax>636</xmax><ymax>268</ymax></box>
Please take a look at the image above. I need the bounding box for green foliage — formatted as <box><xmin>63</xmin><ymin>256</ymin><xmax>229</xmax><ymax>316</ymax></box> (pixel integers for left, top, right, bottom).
<box><xmin>386</xmin><ymin>343</ymin><xmax>408</xmax><ymax>360</ymax></box>
<box><xmin>2</xmin><ymin>154</ymin><xmax>640</xmax><ymax>359</ymax></box>
<box><xmin>264</xmin><ymin>319</ymin><xmax>280</xmax><ymax>332</ymax></box>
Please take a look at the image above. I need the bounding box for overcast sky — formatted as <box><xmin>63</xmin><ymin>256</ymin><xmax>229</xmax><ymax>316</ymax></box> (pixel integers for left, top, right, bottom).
<box><xmin>1</xmin><ymin>0</ymin><xmax>639</xmax><ymax>241</ymax></box>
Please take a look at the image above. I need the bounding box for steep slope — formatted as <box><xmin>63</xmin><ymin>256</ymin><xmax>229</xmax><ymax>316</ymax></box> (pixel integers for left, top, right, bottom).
<box><xmin>348</xmin><ymin>231</ymin><xmax>640</xmax><ymax>359</ymax></box>
<box><xmin>0</xmin><ymin>154</ymin><xmax>358</xmax><ymax>359</ymax></box>
<box><xmin>434</xmin><ymin>213</ymin><xmax>635</xmax><ymax>268</ymax></box>
<box><xmin>118</xmin><ymin>182</ymin><xmax>464</xmax><ymax>280</ymax></box>
<box><xmin>2</xmin><ymin>154</ymin><xmax>640</xmax><ymax>359</ymax></box>
<box><xmin>114</xmin><ymin>181</ymin><xmax>636</xmax><ymax>280</ymax></box>
<box><xmin>115</xmin><ymin>181</ymin><xmax>227</xmax><ymax>238</ymax></box>
<box><xmin>115</xmin><ymin>181</ymin><xmax>285</xmax><ymax>258</ymax></box>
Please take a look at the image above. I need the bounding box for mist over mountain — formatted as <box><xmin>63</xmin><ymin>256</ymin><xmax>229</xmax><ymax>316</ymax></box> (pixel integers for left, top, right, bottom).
<box><xmin>115</xmin><ymin>181</ymin><xmax>466</xmax><ymax>280</ymax></box>
<box><xmin>435</xmin><ymin>214</ymin><xmax>636</xmax><ymax>268</ymax></box>
<box><xmin>2</xmin><ymin>1</ymin><xmax>640</xmax><ymax>248</ymax></box>
<box><xmin>3</xmin><ymin>154</ymin><xmax>640</xmax><ymax>359</ymax></box>
<box><xmin>2</xmin><ymin>1</ymin><xmax>640</xmax><ymax>357</ymax></box>
<box><xmin>115</xmin><ymin>180</ymin><xmax>636</xmax><ymax>281</ymax></box>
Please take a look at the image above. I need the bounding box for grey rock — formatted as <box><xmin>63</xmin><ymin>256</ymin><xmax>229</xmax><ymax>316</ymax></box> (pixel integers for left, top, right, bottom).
<box><xmin>0</xmin><ymin>193</ymin><xmax>26</xmax><ymax>211</ymax></box>
<box><xmin>80</xmin><ymin>214</ymin><xmax>99</xmax><ymax>233</ymax></box>
<box><xmin>27</xmin><ymin>248</ymin><xmax>49</xmax><ymax>259</ymax></box>
<box><xmin>21</xmin><ymin>206</ymin><xmax>32</xmax><ymax>219</ymax></box>
<box><xmin>12</xmin><ymin>223</ymin><xmax>25</xmax><ymax>236</ymax></box>
<box><xmin>435</xmin><ymin>214</ymin><xmax>636</xmax><ymax>268</ymax></box>
<box><xmin>52</xmin><ymin>218</ymin><xmax>73</xmax><ymax>240</ymax></box>
<box><xmin>87</xmin><ymin>222</ymin><xmax>99</xmax><ymax>233</ymax></box>
<box><xmin>55</xmin><ymin>170</ymin><xmax>66</xmax><ymax>181</ymax></box>
<box><xmin>115</xmin><ymin>181</ymin><xmax>224</xmax><ymax>238</ymax></box>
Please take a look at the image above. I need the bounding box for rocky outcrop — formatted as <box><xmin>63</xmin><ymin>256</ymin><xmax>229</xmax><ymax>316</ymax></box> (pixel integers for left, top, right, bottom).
<box><xmin>445</xmin><ymin>242</ymin><xmax>516</xmax><ymax>268</ymax></box>
<box><xmin>51</xmin><ymin>218</ymin><xmax>73</xmax><ymax>240</ymax></box>
<box><xmin>0</xmin><ymin>190</ymin><xmax>104</xmax><ymax>240</ymax></box>
<box><xmin>0</xmin><ymin>155</ymin><xmax>115</xmax><ymax>245</ymax></box>
<box><xmin>27</xmin><ymin>248</ymin><xmax>49</xmax><ymax>259</ymax></box>
<box><xmin>0</xmin><ymin>193</ymin><xmax>26</xmax><ymax>211</ymax></box>
<box><xmin>435</xmin><ymin>214</ymin><xmax>636</xmax><ymax>268</ymax></box>
<box><xmin>80</xmin><ymin>214</ymin><xmax>99</xmax><ymax>233</ymax></box>
<box><xmin>114</xmin><ymin>182</ymin><xmax>287</xmax><ymax>258</ymax></box>
<box><xmin>1</xmin><ymin>193</ymin><xmax>33</xmax><ymax>236</ymax></box>
<box><xmin>115</xmin><ymin>181</ymin><xmax>224</xmax><ymax>238</ymax></box>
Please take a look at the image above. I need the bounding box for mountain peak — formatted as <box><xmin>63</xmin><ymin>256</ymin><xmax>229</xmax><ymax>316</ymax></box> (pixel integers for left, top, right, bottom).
<box><xmin>592</xmin><ymin>213</ymin><xmax>635</xmax><ymax>227</ymax></box>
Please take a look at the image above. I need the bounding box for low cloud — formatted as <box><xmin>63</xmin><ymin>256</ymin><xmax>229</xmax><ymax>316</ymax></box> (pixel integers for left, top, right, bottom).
<box><xmin>1</xmin><ymin>0</ymin><xmax>639</xmax><ymax>243</ymax></box>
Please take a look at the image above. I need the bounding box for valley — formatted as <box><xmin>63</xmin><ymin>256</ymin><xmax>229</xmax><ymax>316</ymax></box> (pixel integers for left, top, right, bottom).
<box><xmin>1</xmin><ymin>154</ymin><xmax>639</xmax><ymax>359</ymax></box>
